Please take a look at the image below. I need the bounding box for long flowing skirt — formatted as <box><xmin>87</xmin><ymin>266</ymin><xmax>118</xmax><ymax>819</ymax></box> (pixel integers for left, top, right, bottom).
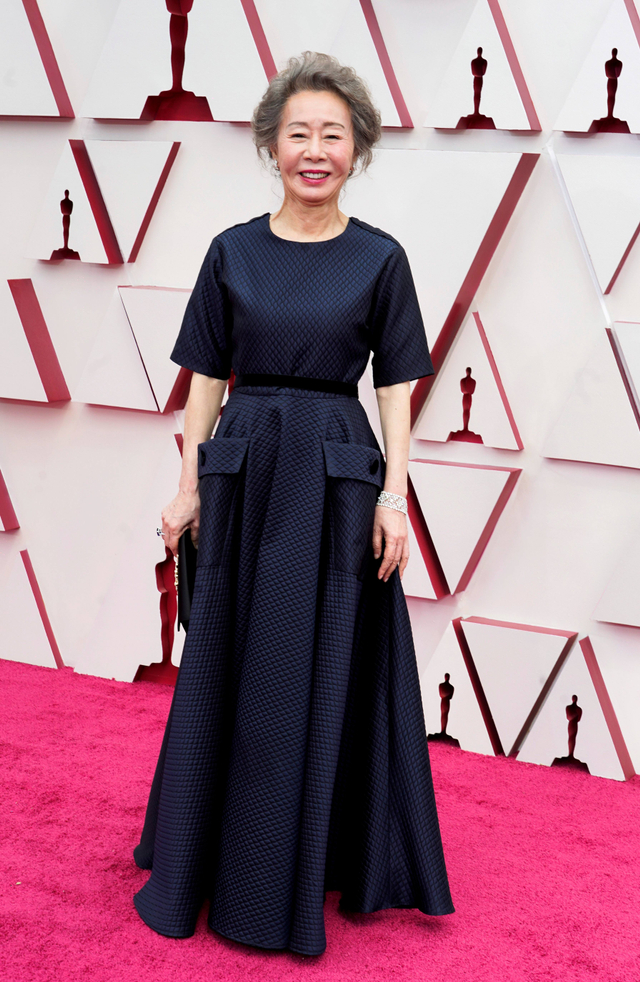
<box><xmin>133</xmin><ymin>385</ymin><xmax>454</xmax><ymax>956</ymax></box>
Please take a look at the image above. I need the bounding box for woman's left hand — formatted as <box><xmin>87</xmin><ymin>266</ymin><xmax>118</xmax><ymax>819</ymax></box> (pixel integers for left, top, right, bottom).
<box><xmin>372</xmin><ymin>505</ymin><xmax>409</xmax><ymax>582</ymax></box>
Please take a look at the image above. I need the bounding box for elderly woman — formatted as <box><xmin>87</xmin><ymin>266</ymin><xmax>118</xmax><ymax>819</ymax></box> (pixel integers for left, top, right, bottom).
<box><xmin>133</xmin><ymin>51</ymin><xmax>453</xmax><ymax>956</ymax></box>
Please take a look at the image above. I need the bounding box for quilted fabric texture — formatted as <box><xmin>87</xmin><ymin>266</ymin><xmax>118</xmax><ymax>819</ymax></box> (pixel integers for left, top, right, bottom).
<box><xmin>169</xmin><ymin>213</ymin><xmax>434</xmax><ymax>389</ymax></box>
<box><xmin>133</xmin><ymin>218</ymin><xmax>453</xmax><ymax>956</ymax></box>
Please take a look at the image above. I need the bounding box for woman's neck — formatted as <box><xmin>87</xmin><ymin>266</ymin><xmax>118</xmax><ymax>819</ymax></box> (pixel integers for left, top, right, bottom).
<box><xmin>269</xmin><ymin>199</ymin><xmax>349</xmax><ymax>242</ymax></box>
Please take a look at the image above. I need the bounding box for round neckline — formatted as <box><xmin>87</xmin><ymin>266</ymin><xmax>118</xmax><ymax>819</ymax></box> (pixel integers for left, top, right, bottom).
<box><xmin>265</xmin><ymin>212</ymin><xmax>351</xmax><ymax>244</ymax></box>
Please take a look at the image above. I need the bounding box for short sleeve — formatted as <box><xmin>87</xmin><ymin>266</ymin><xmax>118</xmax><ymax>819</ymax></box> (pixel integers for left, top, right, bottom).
<box><xmin>369</xmin><ymin>245</ymin><xmax>434</xmax><ymax>388</ymax></box>
<box><xmin>170</xmin><ymin>238</ymin><xmax>233</xmax><ymax>379</ymax></box>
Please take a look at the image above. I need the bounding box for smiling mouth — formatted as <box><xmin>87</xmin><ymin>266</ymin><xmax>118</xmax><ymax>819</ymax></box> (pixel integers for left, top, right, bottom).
<box><xmin>300</xmin><ymin>171</ymin><xmax>330</xmax><ymax>180</ymax></box>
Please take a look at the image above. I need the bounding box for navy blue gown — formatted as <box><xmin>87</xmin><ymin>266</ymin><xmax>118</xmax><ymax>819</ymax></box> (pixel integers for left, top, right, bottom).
<box><xmin>133</xmin><ymin>213</ymin><xmax>454</xmax><ymax>955</ymax></box>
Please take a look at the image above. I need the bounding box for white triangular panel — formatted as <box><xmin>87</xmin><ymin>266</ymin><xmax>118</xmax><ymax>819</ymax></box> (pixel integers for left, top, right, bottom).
<box><xmin>81</xmin><ymin>0</ymin><xmax>170</xmax><ymax>120</ymax></box>
<box><xmin>414</xmin><ymin>313</ymin><xmax>521</xmax><ymax>450</ymax></box>
<box><xmin>594</xmin><ymin>528</ymin><xmax>640</xmax><ymax>627</ymax></box>
<box><xmin>556</xmin><ymin>154</ymin><xmax>640</xmax><ymax>294</ymax></box>
<box><xmin>402</xmin><ymin>517</ymin><xmax>438</xmax><ymax>601</ymax></box>
<box><xmin>462</xmin><ymin>619</ymin><xmax>575</xmax><ymax>755</ymax></box>
<box><xmin>83</xmin><ymin>0</ymin><xmax>270</xmax><ymax>122</ymax></box>
<box><xmin>589</xmin><ymin>630</ymin><xmax>640</xmax><ymax>773</ymax></box>
<box><xmin>0</xmin><ymin>281</ymin><xmax>47</xmax><ymax>402</ymax></box>
<box><xmin>0</xmin><ymin>0</ymin><xmax>58</xmax><ymax>117</ymax></box>
<box><xmin>257</xmin><ymin>0</ymin><xmax>401</xmax><ymax>126</ymax></box>
<box><xmin>26</xmin><ymin>142</ymin><xmax>108</xmax><ymax>264</ymax></box>
<box><xmin>118</xmin><ymin>286</ymin><xmax>191</xmax><ymax>410</ymax></box>
<box><xmin>424</xmin><ymin>0</ymin><xmax>531</xmax><ymax>130</ymax></box>
<box><xmin>612</xmin><ymin>321</ymin><xmax>640</xmax><ymax>410</ymax></box>
<box><xmin>555</xmin><ymin>0</ymin><xmax>640</xmax><ymax>134</ymax></box>
<box><xmin>518</xmin><ymin>644</ymin><xmax>625</xmax><ymax>780</ymax></box>
<box><xmin>346</xmin><ymin>150</ymin><xmax>522</xmax><ymax>348</ymax></box>
<box><xmin>543</xmin><ymin>332</ymin><xmax>640</xmax><ymax>469</ymax></box>
<box><xmin>74</xmin><ymin>438</ymin><xmax>182</xmax><ymax>682</ymax></box>
<box><xmin>85</xmin><ymin>141</ymin><xmax>177</xmax><ymax>262</ymax></box>
<box><xmin>409</xmin><ymin>460</ymin><xmax>516</xmax><ymax>593</ymax></box>
<box><xmin>184</xmin><ymin>1</ymin><xmax>269</xmax><ymax>121</ymax></box>
<box><xmin>421</xmin><ymin>623</ymin><xmax>494</xmax><ymax>755</ymax></box>
<box><xmin>73</xmin><ymin>291</ymin><xmax>157</xmax><ymax>412</ymax></box>
<box><xmin>0</xmin><ymin>553</ymin><xmax>57</xmax><ymax>667</ymax></box>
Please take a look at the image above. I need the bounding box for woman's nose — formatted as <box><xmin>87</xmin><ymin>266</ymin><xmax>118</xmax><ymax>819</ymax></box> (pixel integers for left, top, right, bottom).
<box><xmin>305</xmin><ymin>134</ymin><xmax>325</xmax><ymax>159</ymax></box>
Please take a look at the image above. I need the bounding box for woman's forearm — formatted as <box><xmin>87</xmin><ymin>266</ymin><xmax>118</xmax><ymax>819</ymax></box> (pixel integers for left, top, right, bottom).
<box><xmin>375</xmin><ymin>381</ymin><xmax>411</xmax><ymax>496</ymax></box>
<box><xmin>179</xmin><ymin>373</ymin><xmax>228</xmax><ymax>494</ymax></box>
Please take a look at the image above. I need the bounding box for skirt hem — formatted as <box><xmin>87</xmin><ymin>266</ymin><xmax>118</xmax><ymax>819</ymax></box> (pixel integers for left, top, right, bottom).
<box><xmin>339</xmin><ymin>898</ymin><xmax>456</xmax><ymax>916</ymax></box>
<box><xmin>208</xmin><ymin>920</ymin><xmax>326</xmax><ymax>957</ymax></box>
<box><xmin>133</xmin><ymin>895</ymin><xmax>195</xmax><ymax>940</ymax></box>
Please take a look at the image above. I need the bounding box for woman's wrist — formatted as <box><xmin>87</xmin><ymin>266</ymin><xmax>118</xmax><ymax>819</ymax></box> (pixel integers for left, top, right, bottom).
<box><xmin>178</xmin><ymin>482</ymin><xmax>199</xmax><ymax>496</ymax></box>
<box><xmin>376</xmin><ymin>490</ymin><xmax>408</xmax><ymax>515</ymax></box>
<box><xmin>382</xmin><ymin>482</ymin><xmax>407</xmax><ymax>497</ymax></box>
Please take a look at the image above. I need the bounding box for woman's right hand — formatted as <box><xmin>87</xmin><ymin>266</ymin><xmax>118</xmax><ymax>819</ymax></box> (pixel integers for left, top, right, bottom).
<box><xmin>160</xmin><ymin>488</ymin><xmax>201</xmax><ymax>556</ymax></box>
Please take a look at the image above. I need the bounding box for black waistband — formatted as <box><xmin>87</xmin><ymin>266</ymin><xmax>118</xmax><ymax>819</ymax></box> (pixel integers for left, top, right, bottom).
<box><xmin>233</xmin><ymin>374</ymin><xmax>358</xmax><ymax>397</ymax></box>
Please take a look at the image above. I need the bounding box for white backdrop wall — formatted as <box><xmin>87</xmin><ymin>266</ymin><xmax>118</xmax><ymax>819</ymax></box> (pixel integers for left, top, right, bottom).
<box><xmin>2</xmin><ymin>0</ymin><xmax>640</xmax><ymax>781</ymax></box>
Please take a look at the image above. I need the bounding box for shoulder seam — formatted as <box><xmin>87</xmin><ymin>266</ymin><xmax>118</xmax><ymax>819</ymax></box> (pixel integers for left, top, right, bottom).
<box><xmin>217</xmin><ymin>213</ymin><xmax>269</xmax><ymax>237</ymax></box>
<box><xmin>349</xmin><ymin>217</ymin><xmax>401</xmax><ymax>248</ymax></box>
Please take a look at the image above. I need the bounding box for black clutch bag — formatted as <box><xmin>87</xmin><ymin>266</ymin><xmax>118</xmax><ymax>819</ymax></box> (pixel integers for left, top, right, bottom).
<box><xmin>177</xmin><ymin>528</ymin><xmax>198</xmax><ymax>632</ymax></box>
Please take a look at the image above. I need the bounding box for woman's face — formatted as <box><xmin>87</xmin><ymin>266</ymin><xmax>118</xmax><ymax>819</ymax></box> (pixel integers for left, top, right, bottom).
<box><xmin>272</xmin><ymin>90</ymin><xmax>356</xmax><ymax>207</ymax></box>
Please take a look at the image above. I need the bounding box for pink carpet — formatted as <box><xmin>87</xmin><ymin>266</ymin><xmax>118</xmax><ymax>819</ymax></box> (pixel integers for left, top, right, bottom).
<box><xmin>1</xmin><ymin>659</ymin><xmax>639</xmax><ymax>982</ymax></box>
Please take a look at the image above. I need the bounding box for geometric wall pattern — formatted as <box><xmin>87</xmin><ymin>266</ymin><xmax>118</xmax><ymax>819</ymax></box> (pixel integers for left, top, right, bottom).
<box><xmin>74</xmin><ymin>436</ymin><xmax>183</xmax><ymax>682</ymax></box>
<box><xmin>82</xmin><ymin>0</ymin><xmax>273</xmax><ymax>122</ymax></box>
<box><xmin>117</xmin><ymin>287</ymin><xmax>192</xmax><ymax>412</ymax></box>
<box><xmin>423</xmin><ymin>0</ymin><xmax>540</xmax><ymax>132</ymax></box>
<box><xmin>413</xmin><ymin>311</ymin><xmax>523</xmax><ymax>450</ymax></box>
<box><xmin>555</xmin><ymin>0</ymin><xmax>640</xmax><ymax>135</ymax></box>
<box><xmin>27</xmin><ymin>140</ymin><xmax>180</xmax><ymax>265</ymax></box>
<box><xmin>3</xmin><ymin>279</ymin><xmax>70</xmax><ymax>404</ymax></box>
<box><xmin>422</xmin><ymin>620</ymin><xmax>634</xmax><ymax>781</ymax></box>
<box><xmin>81</xmin><ymin>0</ymin><xmax>410</xmax><ymax>126</ymax></box>
<box><xmin>5</xmin><ymin>0</ymin><xmax>640</xmax><ymax>786</ymax></box>
<box><xmin>0</xmin><ymin>550</ymin><xmax>63</xmax><ymax>669</ymax></box>
<box><xmin>256</xmin><ymin>0</ymin><xmax>411</xmax><ymax>126</ymax></box>
<box><xmin>406</xmin><ymin>458</ymin><xmax>521</xmax><ymax>598</ymax></box>
<box><xmin>517</xmin><ymin>637</ymin><xmax>634</xmax><ymax>781</ymax></box>
<box><xmin>593</xmin><ymin>526</ymin><xmax>640</xmax><ymax>627</ymax></box>
<box><xmin>73</xmin><ymin>287</ymin><xmax>192</xmax><ymax>413</ymax></box>
<box><xmin>543</xmin><ymin>328</ymin><xmax>640</xmax><ymax>469</ymax></box>
<box><xmin>556</xmin><ymin>154</ymin><xmax>640</xmax><ymax>294</ymax></box>
<box><xmin>0</xmin><ymin>0</ymin><xmax>73</xmax><ymax>118</ymax></box>
<box><xmin>0</xmin><ymin>468</ymin><xmax>20</xmax><ymax>532</ymax></box>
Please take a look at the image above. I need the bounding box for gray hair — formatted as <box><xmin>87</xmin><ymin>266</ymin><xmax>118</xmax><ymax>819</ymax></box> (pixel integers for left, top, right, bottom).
<box><xmin>251</xmin><ymin>51</ymin><xmax>382</xmax><ymax>175</ymax></box>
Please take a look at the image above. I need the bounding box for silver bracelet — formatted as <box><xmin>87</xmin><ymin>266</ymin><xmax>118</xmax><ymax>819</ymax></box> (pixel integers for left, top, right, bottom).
<box><xmin>376</xmin><ymin>491</ymin><xmax>408</xmax><ymax>515</ymax></box>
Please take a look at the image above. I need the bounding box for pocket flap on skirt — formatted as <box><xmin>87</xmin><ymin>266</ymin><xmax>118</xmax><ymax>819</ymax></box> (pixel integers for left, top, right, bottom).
<box><xmin>322</xmin><ymin>440</ymin><xmax>384</xmax><ymax>488</ymax></box>
<box><xmin>198</xmin><ymin>437</ymin><xmax>249</xmax><ymax>477</ymax></box>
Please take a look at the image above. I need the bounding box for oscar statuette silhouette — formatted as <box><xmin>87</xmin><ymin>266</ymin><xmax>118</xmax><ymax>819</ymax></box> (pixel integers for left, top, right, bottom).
<box><xmin>448</xmin><ymin>368</ymin><xmax>484</xmax><ymax>444</ymax></box>
<box><xmin>134</xmin><ymin>544</ymin><xmax>179</xmax><ymax>685</ymax></box>
<box><xmin>141</xmin><ymin>0</ymin><xmax>213</xmax><ymax>121</ymax></box>
<box><xmin>552</xmin><ymin>695</ymin><xmax>590</xmax><ymax>773</ymax></box>
<box><xmin>457</xmin><ymin>47</ymin><xmax>495</xmax><ymax>130</ymax></box>
<box><xmin>428</xmin><ymin>673</ymin><xmax>461</xmax><ymax>747</ymax></box>
<box><xmin>589</xmin><ymin>48</ymin><xmax>630</xmax><ymax>133</ymax></box>
<box><xmin>50</xmin><ymin>190</ymin><xmax>81</xmax><ymax>261</ymax></box>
